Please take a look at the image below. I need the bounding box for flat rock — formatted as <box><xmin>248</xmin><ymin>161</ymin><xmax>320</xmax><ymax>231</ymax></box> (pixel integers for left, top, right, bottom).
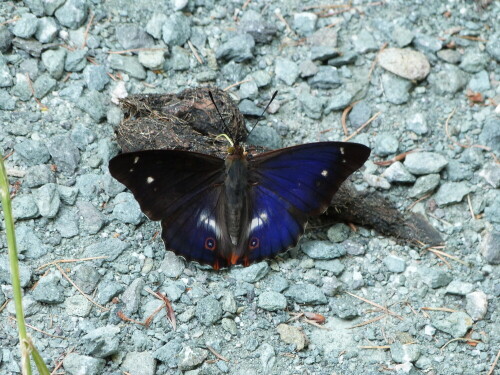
<box><xmin>65</xmin><ymin>294</ymin><xmax>92</xmax><ymax>317</ymax></box>
<box><xmin>195</xmin><ymin>295</ymin><xmax>222</xmax><ymax>325</ymax></box>
<box><xmin>446</xmin><ymin>280</ymin><xmax>474</xmax><ymax>296</ymax></box>
<box><xmin>404</xmin><ymin>152</ymin><xmax>447</xmax><ymax>175</ymax></box>
<box><xmin>390</xmin><ymin>342</ymin><xmax>421</xmax><ymax>363</ymax></box>
<box><xmin>277</xmin><ymin>324</ymin><xmax>307</xmax><ymax>351</ymax></box>
<box><xmin>258</xmin><ymin>291</ymin><xmax>287</xmax><ymax>311</ymax></box>
<box><xmin>301</xmin><ymin>240</ymin><xmax>346</xmax><ymax>260</ymax></box>
<box><xmin>121</xmin><ymin>351</ymin><xmax>156</xmax><ymax>375</ymax></box>
<box><xmin>159</xmin><ymin>251</ymin><xmax>185</xmax><ymax>278</ymax></box>
<box><xmin>378</xmin><ymin>48</ymin><xmax>430</xmax><ymax>80</ymax></box>
<box><xmin>177</xmin><ymin>346</ymin><xmax>208</xmax><ymax>371</ymax></box>
<box><xmin>285</xmin><ymin>283</ymin><xmax>327</xmax><ymax>305</ymax></box>
<box><xmin>80</xmin><ymin>325</ymin><xmax>120</xmax><ymax>358</ymax></box>
<box><xmin>408</xmin><ymin>174</ymin><xmax>440</xmax><ymax>198</ymax></box>
<box><xmin>63</xmin><ymin>353</ymin><xmax>105</xmax><ymax>375</ymax></box>
<box><xmin>433</xmin><ymin>311</ymin><xmax>473</xmax><ymax>338</ymax></box>
<box><xmin>466</xmin><ymin>290</ymin><xmax>488</xmax><ymax>321</ymax></box>
<box><xmin>230</xmin><ymin>262</ymin><xmax>269</xmax><ymax>282</ymax></box>
<box><xmin>418</xmin><ymin>266</ymin><xmax>452</xmax><ymax>289</ymax></box>
<box><xmin>480</xmin><ymin>231</ymin><xmax>500</xmax><ymax>265</ymax></box>
<box><xmin>382</xmin><ymin>161</ymin><xmax>416</xmax><ymax>183</ymax></box>
<box><xmin>434</xmin><ymin>182</ymin><xmax>470</xmax><ymax>206</ymax></box>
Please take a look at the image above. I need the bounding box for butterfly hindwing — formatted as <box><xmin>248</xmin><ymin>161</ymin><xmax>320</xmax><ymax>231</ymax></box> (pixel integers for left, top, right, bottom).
<box><xmin>239</xmin><ymin>142</ymin><xmax>371</xmax><ymax>262</ymax></box>
<box><xmin>160</xmin><ymin>185</ymin><xmax>233</xmax><ymax>269</ymax></box>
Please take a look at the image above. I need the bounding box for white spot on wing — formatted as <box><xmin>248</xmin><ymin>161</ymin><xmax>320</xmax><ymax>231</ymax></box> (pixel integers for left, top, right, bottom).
<box><xmin>199</xmin><ymin>211</ymin><xmax>220</xmax><ymax>235</ymax></box>
<box><xmin>129</xmin><ymin>168</ymin><xmax>134</xmax><ymax>172</ymax></box>
<box><xmin>321</xmin><ymin>169</ymin><xmax>328</xmax><ymax>177</ymax></box>
<box><xmin>133</xmin><ymin>156</ymin><xmax>140</xmax><ymax>164</ymax></box>
<box><xmin>340</xmin><ymin>147</ymin><xmax>345</xmax><ymax>155</ymax></box>
<box><xmin>250</xmin><ymin>211</ymin><xmax>269</xmax><ymax>231</ymax></box>
<box><xmin>147</xmin><ymin>176</ymin><xmax>154</xmax><ymax>184</ymax></box>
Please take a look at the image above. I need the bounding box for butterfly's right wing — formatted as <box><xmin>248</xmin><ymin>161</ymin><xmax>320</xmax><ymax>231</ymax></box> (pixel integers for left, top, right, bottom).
<box><xmin>238</xmin><ymin>142</ymin><xmax>370</xmax><ymax>264</ymax></box>
<box><xmin>109</xmin><ymin>150</ymin><xmax>232</xmax><ymax>268</ymax></box>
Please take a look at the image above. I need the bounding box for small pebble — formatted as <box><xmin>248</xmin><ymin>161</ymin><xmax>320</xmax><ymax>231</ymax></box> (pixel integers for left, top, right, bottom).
<box><xmin>195</xmin><ymin>296</ymin><xmax>223</xmax><ymax>326</ymax></box>
<box><xmin>63</xmin><ymin>353</ymin><xmax>105</xmax><ymax>375</ymax></box>
<box><xmin>381</xmin><ymin>162</ymin><xmax>416</xmax><ymax>183</ymax></box>
<box><xmin>465</xmin><ymin>290</ymin><xmax>488</xmax><ymax>321</ymax></box>
<box><xmin>177</xmin><ymin>346</ymin><xmax>208</xmax><ymax>371</ymax></box>
<box><xmin>383</xmin><ymin>254</ymin><xmax>406</xmax><ymax>273</ymax></box>
<box><xmin>480</xmin><ymin>231</ymin><xmax>500</xmax><ymax>265</ymax></box>
<box><xmin>276</xmin><ymin>324</ymin><xmax>307</xmax><ymax>351</ymax></box>
<box><xmin>433</xmin><ymin>311</ymin><xmax>473</xmax><ymax>338</ymax></box>
<box><xmin>301</xmin><ymin>240</ymin><xmax>346</xmax><ymax>260</ymax></box>
<box><xmin>404</xmin><ymin>152</ymin><xmax>447</xmax><ymax>175</ymax></box>
<box><xmin>285</xmin><ymin>283</ymin><xmax>327</xmax><ymax>305</ymax></box>
<box><xmin>258</xmin><ymin>291</ymin><xmax>287</xmax><ymax>311</ymax></box>
<box><xmin>121</xmin><ymin>351</ymin><xmax>156</xmax><ymax>375</ymax></box>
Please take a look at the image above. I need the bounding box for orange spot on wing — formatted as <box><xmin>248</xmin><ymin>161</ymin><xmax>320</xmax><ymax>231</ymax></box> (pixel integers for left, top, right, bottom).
<box><xmin>213</xmin><ymin>259</ymin><xmax>220</xmax><ymax>270</ymax></box>
<box><xmin>229</xmin><ymin>254</ymin><xmax>240</xmax><ymax>265</ymax></box>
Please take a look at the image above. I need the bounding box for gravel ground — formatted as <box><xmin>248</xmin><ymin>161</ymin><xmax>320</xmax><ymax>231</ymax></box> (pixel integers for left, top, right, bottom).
<box><xmin>1</xmin><ymin>0</ymin><xmax>500</xmax><ymax>374</ymax></box>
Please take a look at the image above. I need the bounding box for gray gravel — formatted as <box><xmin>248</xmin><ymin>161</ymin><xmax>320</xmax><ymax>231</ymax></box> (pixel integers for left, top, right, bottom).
<box><xmin>1</xmin><ymin>0</ymin><xmax>499</xmax><ymax>374</ymax></box>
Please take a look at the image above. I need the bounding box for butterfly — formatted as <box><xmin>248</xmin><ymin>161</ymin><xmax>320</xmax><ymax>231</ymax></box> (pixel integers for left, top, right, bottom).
<box><xmin>109</xmin><ymin>139</ymin><xmax>370</xmax><ymax>270</ymax></box>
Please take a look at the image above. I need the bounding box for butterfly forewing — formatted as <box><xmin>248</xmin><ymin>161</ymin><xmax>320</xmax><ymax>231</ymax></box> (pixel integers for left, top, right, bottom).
<box><xmin>239</xmin><ymin>142</ymin><xmax>370</xmax><ymax>261</ymax></box>
<box><xmin>109</xmin><ymin>150</ymin><xmax>225</xmax><ymax>220</ymax></box>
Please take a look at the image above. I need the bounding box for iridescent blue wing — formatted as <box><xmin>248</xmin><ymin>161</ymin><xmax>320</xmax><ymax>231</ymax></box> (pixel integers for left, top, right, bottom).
<box><xmin>109</xmin><ymin>150</ymin><xmax>233</xmax><ymax>269</ymax></box>
<box><xmin>238</xmin><ymin>142</ymin><xmax>370</xmax><ymax>263</ymax></box>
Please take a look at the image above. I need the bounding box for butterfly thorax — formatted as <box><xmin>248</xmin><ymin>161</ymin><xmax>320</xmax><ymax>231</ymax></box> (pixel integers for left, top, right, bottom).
<box><xmin>224</xmin><ymin>146</ymin><xmax>249</xmax><ymax>246</ymax></box>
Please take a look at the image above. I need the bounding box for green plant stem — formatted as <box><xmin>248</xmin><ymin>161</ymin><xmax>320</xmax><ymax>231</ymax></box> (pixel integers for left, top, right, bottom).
<box><xmin>0</xmin><ymin>154</ymin><xmax>32</xmax><ymax>375</ymax></box>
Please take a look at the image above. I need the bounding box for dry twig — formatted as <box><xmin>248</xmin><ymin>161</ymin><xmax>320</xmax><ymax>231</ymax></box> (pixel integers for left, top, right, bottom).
<box><xmin>341</xmin><ymin>101</ymin><xmax>359</xmax><ymax>136</ymax></box>
<box><xmin>117</xmin><ymin>311</ymin><xmax>149</xmax><ymax>326</ymax></box>
<box><xmin>346</xmin><ymin>292</ymin><xmax>403</xmax><ymax>320</ymax></box>
<box><xmin>37</xmin><ymin>256</ymin><xmax>108</xmax><ymax>271</ymax></box>
<box><xmin>207</xmin><ymin>345</ymin><xmax>230</xmax><ymax>362</ymax></box>
<box><xmin>349</xmin><ymin>314</ymin><xmax>386</xmax><ymax>329</ymax></box>
<box><xmin>51</xmin><ymin>347</ymin><xmax>75</xmax><ymax>375</ymax></box>
<box><xmin>54</xmin><ymin>263</ymin><xmax>108</xmax><ymax>311</ymax></box>
<box><xmin>223</xmin><ymin>79</ymin><xmax>252</xmax><ymax>91</ymax></box>
<box><xmin>487</xmin><ymin>349</ymin><xmax>500</xmax><ymax>375</ymax></box>
<box><xmin>108</xmin><ymin>47</ymin><xmax>168</xmax><ymax>54</ymax></box>
<box><xmin>359</xmin><ymin>345</ymin><xmax>390</xmax><ymax>350</ymax></box>
<box><xmin>368</xmin><ymin>42</ymin><xmax>388</xmax><ymax>80</ymax></box>
<box><xmin>8</xmin><ymin>316</ymin><xmax>66</xmax><ymax>339</ymax></box>
<box><xmin>343</xmin><ymin>112</ymin><xmax>380</xmax><ymax>142</ymax></box>
<box><xmin>467</xmin><ymin>194</ymin><xmax>475</xmax><ymax>220</ymax></box>
<box><xmin>82</xmin><ymin>10</ymin><xmax>95</xmax><ymax>48</ymax></box>
<box><xmin>188</xmin><ymin>41</ymin><xmax>203</xmax><ymax>64</ymax></box>
<box><xmin>441</xmin><ymin>337</ymin><xmax>481</xmax><ymax>350</ymax></box>
<box><xmin>374</xmin><ymin>149</ymin><xmax>420</xmax><ymax>166</ymax></box>
<box><xmin>26</xmin><ymin>73</ymin><xmax>48</xmax><ymax>110</ymax></box>
<box><xmin>421</xmin><ymin>307</ymin><xmax>458</xmax><ymax>313</ymax></box>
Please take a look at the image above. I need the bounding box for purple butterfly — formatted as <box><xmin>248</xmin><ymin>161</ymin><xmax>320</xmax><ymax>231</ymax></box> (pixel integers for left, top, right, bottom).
<box><xmin>109</xmin><ymin>140</ymin><xmax>370</xmax><ymax>269</ymax></box>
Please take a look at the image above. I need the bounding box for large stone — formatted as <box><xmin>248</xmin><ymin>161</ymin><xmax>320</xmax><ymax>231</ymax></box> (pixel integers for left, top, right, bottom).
<box><xmin>378</xmin><ymin>48</ymin><xmax>430</xmax><ymax>80</ymax></box>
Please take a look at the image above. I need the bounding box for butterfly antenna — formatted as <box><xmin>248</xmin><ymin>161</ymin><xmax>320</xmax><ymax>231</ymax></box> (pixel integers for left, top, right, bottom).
<box><xmin>209</xmin><ymin>90</ymin><xmax>233</xmax><ymax>141</ymax></box>
<box><xmin>246</xmin><ymin>91</ymin><xmax>278</xmax><ymax>140</ymax></box>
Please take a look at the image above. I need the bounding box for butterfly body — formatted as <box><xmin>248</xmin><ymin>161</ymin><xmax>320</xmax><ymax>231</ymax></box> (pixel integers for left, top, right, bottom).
<box><xmin>224</xmin><ymin>146</ymin><xmax>249</xmax><ymax>247</ymax></box>
<box><xmin>109</xmin><ymin>142</ymin><xmax>370</xmax><ymax>270</ymax></box>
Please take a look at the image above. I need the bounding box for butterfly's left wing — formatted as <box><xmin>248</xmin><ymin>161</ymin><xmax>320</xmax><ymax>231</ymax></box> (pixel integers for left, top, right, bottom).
<box><xmin>239</xmin><ymin>142</ymin><xmax>370</xmax><ymax>264</ymax></box>
<box><xmin>109</xmin><ymin>150</ymin><xmax>234</xmax><ymax>269</ymax></box>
